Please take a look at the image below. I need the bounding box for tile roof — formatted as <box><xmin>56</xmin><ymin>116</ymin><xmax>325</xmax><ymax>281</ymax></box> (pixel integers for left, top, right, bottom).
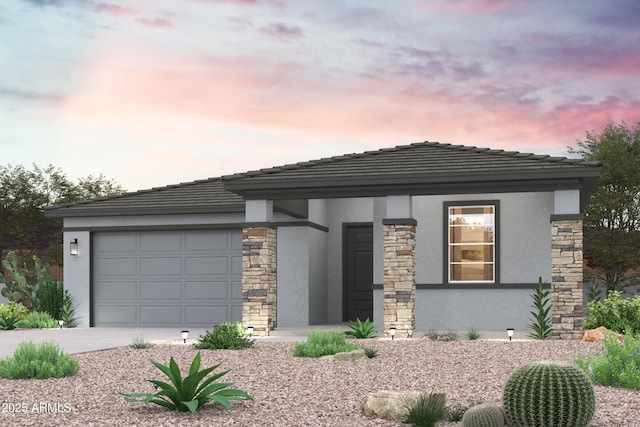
<box><xmin>222</xmin><ymin>141</ymin><xmax>601</xmax><ymax>201</ymax></box>
<box><xmin>45</xmin><ymin>177</ymin><xmax>244</xmax><ymax>218</ymax></box>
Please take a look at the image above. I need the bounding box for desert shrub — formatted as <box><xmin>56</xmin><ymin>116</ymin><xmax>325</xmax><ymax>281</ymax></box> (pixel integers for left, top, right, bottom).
<box><xmin>362</xmin><ymin>347</ymin><xmax>378</xmax><ymax>358</ymax></box>
<box><xmin>583</xmin><ymin>291</ymin><xmax>640</xmax><ymax>335</ymax></box>
<box><xmin>0</xmin><ymin>341</ymin><xmax>79</xmax><ymax>379</ymax></box>
<box><xmin>16</xmin><ymin>311</ymin><xmax>58</xmax><ymax>329</ymax></box>
<box><xmin>424</xmin><ymin>329</ymin><xmax>458</xmax><ymax>341</ymax></box>
<box><xmin>503</xmin><ymin>361</ymin><xmax>595</xmax><ymax>427</ymax></box>
<box><xmin>446</xmin><ymin>403</ymin><xmax>470</xmax><ymax>422</ymax></box>
<box><xmin>194</xmin><ymin>322</ymin><xmax>254</xmax><ymax>350</ymax></box>
<box><xmin>121</xmin><ymin>352</ymin><xmax>251</xmax><ymax>412</ymax></box>
<box><xmin>0</xmin><ymin>301</ymin><xmax>29</xmax><ymax>329</ymax></box>
<box><xmin>575</xmin><ymin>334</ymin><xmax>640</xmax><ymax>389</ymax></box>
<box><xmin>35</xmin><ymin>281</ymin><xmax>64</xmax><ymax>320</ymax></box>
<box><xmin>404</xmin><ymin>392</ymin><xmax>448</xmax><ymax>427</ymax></box>
<box><xmin>344</xmin><ymin>317</ymin><xmax>377</xmax><ymax>338</ymax></box>
<box><xmin>130</xmin><ymin>335</ymin><xmax>153</xmax><ymax>349</ymax></box>
<box><xmin>528</xmin><ymin>277</ymin><xmax>552</xmax><ymax>339</ymax></box>
<box><xmin>585</xmin><ymin>280</ymin><xmax>604</xmax><ymax>303</ymax></box>
<box><xmin>293</xmin><ymin>330</ymin><xmax>359</xmax><ymax>358</ymax></box>
<box><xmin>466</xmin><ymin>328</ymin><xmax>481</xmax><ymax>340</ymax></box>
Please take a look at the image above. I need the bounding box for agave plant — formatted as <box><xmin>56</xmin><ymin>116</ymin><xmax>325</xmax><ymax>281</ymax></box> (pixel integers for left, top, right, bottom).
<box><xmin>345</xmin><ymin>317</ymin><xmax>378</xmax><ymax>339</ymax></box>
<box><xmin>121</xmin><ymin>352</ymin><xmax>252</xmax><ymax>412</ymax></box>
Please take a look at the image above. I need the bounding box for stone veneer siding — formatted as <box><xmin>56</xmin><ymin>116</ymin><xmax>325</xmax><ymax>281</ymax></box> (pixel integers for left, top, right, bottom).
<box><xmin>383</xmin><ymin>221</ymin><xmax>416</xmax><ymax>339</ymax></box>
<box><xmin>551</xmin><ymin>219</ymin><xmax>584</xmax><ymax>339</ymax></box>
<box><xmin>242</xmin><ymin>227</ymin><xmax>277</xmax><ymax>337</ymax></box>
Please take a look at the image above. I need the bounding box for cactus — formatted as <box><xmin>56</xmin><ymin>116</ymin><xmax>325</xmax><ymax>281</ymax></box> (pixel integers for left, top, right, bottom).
<box><xmin>503</xmin><ymin>361</ymin><xmax>596</xmax><ymax>427</ymax></box>
<box><xmin>0</xmin><ymin>251</ymin><xmax>51</xmax><ymax>311</ymax></box>
<box><xmin>462</xmin><ymin>403</ymin><xmax>505</xmax><ymax>427</ymax></box>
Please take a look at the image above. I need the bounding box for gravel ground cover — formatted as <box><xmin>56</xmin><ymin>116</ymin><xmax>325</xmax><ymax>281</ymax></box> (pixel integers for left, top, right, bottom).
<box><xmin>1</xmin><ymin>339</ymin><xmax>639</xmax><ymax>426</ymax></box>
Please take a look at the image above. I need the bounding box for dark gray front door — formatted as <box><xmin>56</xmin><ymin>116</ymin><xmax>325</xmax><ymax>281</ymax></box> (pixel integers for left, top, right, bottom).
<box><xmin>344</xmin><ymin>225</ymin><xmax>373</xmax><ymax>321</ymax></box>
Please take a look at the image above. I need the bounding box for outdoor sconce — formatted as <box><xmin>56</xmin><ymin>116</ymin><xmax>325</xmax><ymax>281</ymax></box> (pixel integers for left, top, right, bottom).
<box><xmin>389</xmin><ymin>327</ymin><xmax>396</xmax><ymax>340</ymax></box>
<box><xmin>59</xmin><ymin>319</ymin><xmax>64</xmax><ymax>329</ymax></box>
<box><xmin>507</xmin><ymin>328</ymin><xmax>514</xmax><ymax>341</ymax></box>
<box><xmin>70</xmin><ymin>239</ymin><xmax>79</xmax><ymax>256</ymax></box>
<box><xmin>247</xmin><ymin>326</ymin><xmax>254</xmax><ymax>337</ymax></box>
<box><xmin>181</xmin><ymin>330</ymin><xmax>189</xmax><ymax>344</ymax></box>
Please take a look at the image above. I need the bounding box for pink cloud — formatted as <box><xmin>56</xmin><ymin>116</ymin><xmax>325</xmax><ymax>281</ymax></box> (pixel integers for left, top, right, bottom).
<box><xmin>94</xmin><ymin>3</ymin><xmax>136</xmax><ymax>16</ymax></box>
<box><xmin>137</xmin><ymin>17</ymin><xmax>174</xmax><ymax>28</ymax></box>
<box><xmin>259</xmin><ymin>22</ymin><xmax>304</xmax><ymax>40</ymax></box>
<box><xmin>417</xmin><ymin>0</ymin><xmax>525</xmax><ymax>14</ymax></box>
<box><xmin>62</xmin><ymin>44</ymin><xmax>640</xmax><ymax>158</ymax></box>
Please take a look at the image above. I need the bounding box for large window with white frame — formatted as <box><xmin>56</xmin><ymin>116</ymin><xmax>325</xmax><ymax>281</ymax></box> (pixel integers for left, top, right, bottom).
<box><xmin>447</xmin><ymin>203</ymin><xmax>497</xmax><ymax>283</ymax></box>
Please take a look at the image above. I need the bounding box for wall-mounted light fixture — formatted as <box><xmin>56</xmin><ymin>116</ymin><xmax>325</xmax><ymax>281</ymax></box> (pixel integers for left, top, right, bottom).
<box><xmin>389</xmin><ymin>327</ymin><xmax>397</xmax><ymax>340</ymax></box>
<box><xmin>181</xmin><ymin>330</ymin><xmax>189</xmax><ymax>344</ymax></box>
<box><xmin>507</xmin><ymin>328</ymin><xmax>514</xmax><ymax>341</ymax></box>
<box><xmin>70</xmin><ymin>239</ymin><xmax>79</xmax><ymax>256</ymax></box>
<box><xmin>247</xmin><ymin>326</ymin><xmax>254</xmax><ymax>337</ymax></box>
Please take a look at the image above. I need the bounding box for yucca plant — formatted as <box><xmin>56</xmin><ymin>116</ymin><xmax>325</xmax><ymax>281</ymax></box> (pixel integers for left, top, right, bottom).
<box><xmin>345</xmin><ymin>318</ymin><xmax>377</xmax><ymax>339</ymax></box>
<box><xmin>528</xmin><ymin>277</ymin><xmax>552</xmax><ymax>339</ymax></box>
<box><xmin>121</xmin><ymin>352</ymin><xmax>252</xmax><ymax>413</ymax></box>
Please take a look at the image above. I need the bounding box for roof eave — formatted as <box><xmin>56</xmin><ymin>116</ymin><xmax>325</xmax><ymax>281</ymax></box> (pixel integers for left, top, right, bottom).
<box><xmin>44</xmin><ymin>204</ymin><xmax>246</xmax><ymax>218</ymax></box>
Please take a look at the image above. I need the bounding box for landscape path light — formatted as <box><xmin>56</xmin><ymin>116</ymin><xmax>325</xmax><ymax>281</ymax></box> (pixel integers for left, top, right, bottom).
<box><xmin>247</xmin><ymin>326</ymin><xmax>254</xmax><ymax>337</ymax></box>
<box><xmin>507</xmin><ymin>328</ymin><xmax>514</xmax><ymax>341</ymax></box>
<box><xmin>389</xmin><ymin>327</ymin><xmax>396</xmax><ymax>340</ymax></box>
<box><xmin>181</xmin><ymin>330</ymin><xmax>189</xmax><ymax>344</ymax></box>
<box><xmin>59</xmin><ymin>319</ymin><xmax>64</xmax><ymax>329</ymax></box>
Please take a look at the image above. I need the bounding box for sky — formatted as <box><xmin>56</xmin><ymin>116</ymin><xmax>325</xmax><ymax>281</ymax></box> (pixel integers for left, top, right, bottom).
<box><xmin>1</xmin><ymin>0</ymin><xmax>639</xmax><ymax>192</ymax></box>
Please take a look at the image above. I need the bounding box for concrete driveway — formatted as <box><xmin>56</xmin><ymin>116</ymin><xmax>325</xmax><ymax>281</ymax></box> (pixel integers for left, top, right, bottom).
<box><xmin>0</xmin><ymin>326</ymin><xmax>321</xmax><ymax>358</ymax></box>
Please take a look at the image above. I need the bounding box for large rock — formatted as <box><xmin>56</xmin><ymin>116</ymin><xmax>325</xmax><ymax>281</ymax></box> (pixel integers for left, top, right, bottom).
<box><xmin>582</xmin><ymin>326</ymin><xmax>625</xmax><ymax>344</ymax></box>
<box><xmin>320</xmin><ymin>349</ymin><xmax>366</xmax><ymax>361</ymax></box>
<box><xmin>361</xmin><ymin>390</ymin><xmax>445</xmax><ymax>421</ymax></box>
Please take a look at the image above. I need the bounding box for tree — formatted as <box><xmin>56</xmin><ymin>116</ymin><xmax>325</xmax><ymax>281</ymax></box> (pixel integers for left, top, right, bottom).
<box><xmin>568</xmin><ymin>120</ymin><xmax>640</xmax><ymax>293</ymax></box>
<box><xmin>0</xmin><ymin>164</ymin><xmax>124</xmax><ymax>272</ymax></box>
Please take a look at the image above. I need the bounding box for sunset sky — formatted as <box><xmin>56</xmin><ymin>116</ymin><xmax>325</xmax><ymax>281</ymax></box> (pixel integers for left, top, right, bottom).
<box><xmin>2</xmin><ymin>0</ymin><xmax>639</xmax><ymax>192</ymax></box>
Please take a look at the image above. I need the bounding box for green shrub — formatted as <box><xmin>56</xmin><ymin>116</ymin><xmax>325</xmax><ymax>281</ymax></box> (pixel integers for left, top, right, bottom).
<box><xmin>345</xmin><ymin>317</ymin><xmax>377</xmax><ymax>339</ymax></box>
<box><xmin>503</xmin><ymin>361</ymin><xmax>595</xmax><ymax>427</ymax></box>
<box><xmin>466</xmin><ymin>328</ymin><xmax>481</xmax><ymax>340</ymax></box>
<box><xmin>0</xmin><ymin>301</ymin><xmax>29</xmax><ymax>329</ymax></box>
<box><xmin>362</xmin><ymin>347</ymin><xmax>378</xmax><ymax>358</ymax></box>
<box><xmin>0</xmin><ymin>341</ymin><xmax>79</xmax><ymax>379</ymax></box>
<box><xmin>35</xmin><ymin>281</ymin><xmax>64</xmax><ymax>320</ymax></box>
<box><xmin>584</xmin><ymin>291</ymin><xmax>640</xmax><ymax>335</ymax></box>
<box><xmin>0</xmin><ymin>301</ymin><xmax>29</xmax><ymax>320</ymax></box>
<box><xmin>194</xmin><ymin>322</ymin><xmax>254</xmax><ymax>350</ymax></box>
<box><xmin>528</xmin><ymin>277</ymin><xmax>552</xmax><ymax>339</ymax></box>
<box><xmin>585</xmin><ymin>280</ymin><xmax>603</xmax><ymax>303</ymax></box>
<box><xmin>121</xmin><ymin>352</ymin><xmax>251</xmax><ymax>412</ymax></box>
<box><xmin>423</xmin><ymin>329</ymin><xmax>458</xmax><ymax>341</ymax></box>
<box><xmin>130</xmin><ymin>335</ymin><xmax>153</xmax><ymax>349</ymax></box>
<box><xmin>16</xmin><ymin>311</ymin><xmax>58</xmax><ymax>329</ymax></box>
<box><xmin>404</xmin><ymin>392</ymin><xmax>448</xmax><ymax>427</ymax></box>
<box><xmin>60</xmin><ymin>289</ymin><xmax>79</xmax><ymax>328</ymax></box>
<box><xmin>461</xmin><ymin>403</ymin><xmax>504</xmax><ymax>427</ymax></box>
<box><xmin>446</xmin><ymin>404</ymin><xmax>471</xmax><ymax>422</ymax></box>
<box><xmin>293</xmin><ymin>330</ymin><xmax>359</xmax><ymax>358</ymax></box>
<box><xmin>575</xmin><ymin>334</ymin><xmax>640</xmax><ymax>389</ymax></box>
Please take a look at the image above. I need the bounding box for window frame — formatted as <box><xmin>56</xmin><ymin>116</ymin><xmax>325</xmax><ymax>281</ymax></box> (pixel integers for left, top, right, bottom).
<box><xmin>443</xmin><ymin>200</ymin><xmax>500</xmax><ymax>284</ymax></box>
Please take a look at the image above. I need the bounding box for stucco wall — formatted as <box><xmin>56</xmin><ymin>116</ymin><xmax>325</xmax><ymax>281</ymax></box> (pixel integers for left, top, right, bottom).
<box><xmin>308</xmin><ymin>227</ymin><xmax>328</xmax><ymax>324</ymax></box>
<box><xmin>64</xmin><ymin>231</ymin><xmax>91</xmax><ymax>327</ymax></box>
<box><xmin>326</xmin><ymin>198</ymin><xmax>374</xmax><ymax>323</ymax></box>
<box><xmin>412</xmin><ymin>192</ymin><xmax>553</xmax><ymax>284</ymax></box>
<box><xmin>276</xmin><ymin>227</ymin><xmax>310</xmax><ymax>327</ymax></box>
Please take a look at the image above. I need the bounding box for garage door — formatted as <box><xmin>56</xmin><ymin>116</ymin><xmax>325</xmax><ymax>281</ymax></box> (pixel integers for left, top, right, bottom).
<box><xmin>93</xmin><ymin>229</ymin><xmax>242</xmax><ymax>327</ymax></box>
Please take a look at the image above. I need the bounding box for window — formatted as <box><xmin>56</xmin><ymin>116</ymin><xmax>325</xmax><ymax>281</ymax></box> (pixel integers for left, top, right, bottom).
<box><xmin>447</xmin><ymin>204</ymin><xmax>497</xmax><ymax>283</ymax></box>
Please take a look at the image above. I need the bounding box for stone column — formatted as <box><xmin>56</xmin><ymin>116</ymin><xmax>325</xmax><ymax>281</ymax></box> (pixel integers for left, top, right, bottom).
<box><xmin>242</xmin><ymin>227</ymin><xmax>277</xmax><ymax>337</ymax></box>
<box><xmin>383</xmin><ymin>219</ymin><xmax>416</xmax><ymax>339</ymax></box>
<box><xmin>550</xmin><ymin>218</ymin><xmax>584</xmax><ymax>339</ymax></box>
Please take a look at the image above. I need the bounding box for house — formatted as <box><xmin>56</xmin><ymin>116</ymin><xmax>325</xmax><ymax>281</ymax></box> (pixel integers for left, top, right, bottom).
<box><xmin>45</xmin><ymin>142</ymin><xmax>601</xmax><ymax>339</ymax></box>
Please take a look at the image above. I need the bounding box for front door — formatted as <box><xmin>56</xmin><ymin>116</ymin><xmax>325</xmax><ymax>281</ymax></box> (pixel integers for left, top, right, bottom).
<box><xmin>344</xmin><ymin>224</ymin><xmax>373</xmax><ymax>321</ymax></box>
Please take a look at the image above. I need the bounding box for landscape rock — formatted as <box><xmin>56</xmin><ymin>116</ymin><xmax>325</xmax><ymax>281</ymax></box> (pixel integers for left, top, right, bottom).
<box><xmin>361</xmin><ymin>390</ymin><xmax>445</xmax><ymax>421</ymax></box>
<box><xmin>320</xmin><ymin>349</ymin><xmax>366</xmax><ymax>361</ymax></box>
<box><xmin>582</xmin><ymin>326</ymin><xmax>625</xmax><ymax>344</ymax></box>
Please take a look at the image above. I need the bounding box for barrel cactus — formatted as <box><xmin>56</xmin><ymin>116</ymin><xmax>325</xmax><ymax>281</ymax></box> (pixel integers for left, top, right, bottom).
<box><xmin>462</xmin><ymin>403</ymin><xmax>505</xmax><ymax>427</ymax></box>
<box><xmin>503</xmin><ymin>361</ymin><xmax>596</xmax><ymax>427</ymax></box>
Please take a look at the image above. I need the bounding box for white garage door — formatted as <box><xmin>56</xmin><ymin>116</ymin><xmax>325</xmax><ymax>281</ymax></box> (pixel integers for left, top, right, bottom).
<box><xmin>93</xmin><ymin>229</ymin><xmax>242</xmax><ymax>327</ymax></box>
